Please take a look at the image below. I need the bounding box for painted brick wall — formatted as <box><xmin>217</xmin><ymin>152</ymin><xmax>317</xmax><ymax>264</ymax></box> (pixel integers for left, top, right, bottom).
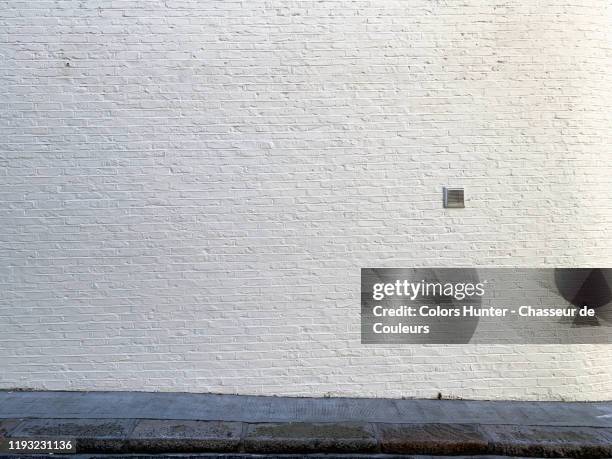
<box><xmin>1</xmin><ymin>0</ymin><xmax>611</xmax><ymax>400</ymax></box>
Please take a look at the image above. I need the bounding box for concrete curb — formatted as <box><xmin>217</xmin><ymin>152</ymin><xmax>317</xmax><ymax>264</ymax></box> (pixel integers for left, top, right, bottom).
<box><xmin>0</xmin><ymin>455</ymin><xmax>592</xmax><ymax>459</ymax></box>
<box><xmin>1</xmin><ymin>418</ymin><xmax>612</xmax><ymax>457</ymax></box>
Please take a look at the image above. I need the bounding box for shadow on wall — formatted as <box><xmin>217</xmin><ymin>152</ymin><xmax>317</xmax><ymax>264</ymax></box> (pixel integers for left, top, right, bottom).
<box><xmin>555</xmin><ymin>269</ymin><xmax>612</xmax><ymax>326</ymax></box>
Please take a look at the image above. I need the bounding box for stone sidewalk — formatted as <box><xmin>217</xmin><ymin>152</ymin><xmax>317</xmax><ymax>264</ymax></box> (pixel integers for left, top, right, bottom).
<box><xmin>0</xmin><ymin>391</ymin><xmax>611</xmax><ymax>457</ymax></box>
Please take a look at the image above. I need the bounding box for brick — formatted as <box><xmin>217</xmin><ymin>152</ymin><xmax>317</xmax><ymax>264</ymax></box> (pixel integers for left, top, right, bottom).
<box><xmin>0</xmin><ymin>0</ymin><xmax>611</xmax><ymax>401</ymax></box>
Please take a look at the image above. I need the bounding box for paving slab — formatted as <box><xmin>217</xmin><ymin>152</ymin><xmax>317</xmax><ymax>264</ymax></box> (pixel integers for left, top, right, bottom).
<box><xmin>127</xmin><ymin>419</ymin><xmax>242</xmax><ymax>453</ymax></box>
<box><xmin>243</xmin><ymin>422</ymin><xmax>377</xmax><ymax>454</ymax></box>
<box><xmin>377</xmin><ymin>423</ymin><xmax>489</xmax><ymax>455</ymax></box>
<box><xmin>8</xmin><ymin>419</ymin><xmax>135</xmax><ymax>453</ymax></box>
<box><xmin>1</xmin><ymin>391</ymin><xmax>611</xmax><ymax>427</ymax></box>
<box><xmin>482</xmin><ymin>424</ymin><xmax>612</xmax><ymax>458</ymax></box>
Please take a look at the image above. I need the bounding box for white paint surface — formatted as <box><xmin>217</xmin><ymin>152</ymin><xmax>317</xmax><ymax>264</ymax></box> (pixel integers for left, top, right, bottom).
<box><xmin>1</xmin><ymin>0</ymin><xmax>611</xmax><ymax>400</ymax></box>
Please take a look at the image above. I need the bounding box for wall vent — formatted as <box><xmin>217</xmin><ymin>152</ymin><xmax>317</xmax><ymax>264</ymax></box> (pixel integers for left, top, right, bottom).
<box><xmin>444</xmin><ymin>187</ymin><xmax>465</xmax><ymax>208</ymax></box>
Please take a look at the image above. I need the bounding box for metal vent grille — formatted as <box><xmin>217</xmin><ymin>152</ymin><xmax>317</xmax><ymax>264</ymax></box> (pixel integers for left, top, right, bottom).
<box><xmin>444</xmin><ymin>187</ymin><xmax>465</xmax><ymax>208</ymax></box>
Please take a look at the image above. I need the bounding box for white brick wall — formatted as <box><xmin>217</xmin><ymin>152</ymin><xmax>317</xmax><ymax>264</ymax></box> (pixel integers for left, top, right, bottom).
<box><xmin>1</xmin><ymin>0</ymin><xmax>611</xmax><ymax>400</ymax></box>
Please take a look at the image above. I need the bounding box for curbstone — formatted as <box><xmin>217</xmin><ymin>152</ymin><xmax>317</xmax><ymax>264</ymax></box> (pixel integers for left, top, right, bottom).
<box><xmin>243</xmin><ymin>422</ymin><xmax>378</xmax><ymax>454</ymax></box>
<box><xmin>377</xmin><ymin>422</ymin><xmax>489</xmax><ymax>455</ymax></box>
<box><xmin>126</xmin><ymin>419</ymin><xmax>242</xmax><ymax>453</ymax></box>
<box><xmin>4</xmin><ymin>417</ymin><xmax>612</xmax><ymax>457</ymax></box>
<box><xmin>0</xmin><ymin>456</ymin><xmax>584</xmax><ymax>459</ymax></box>
<box><xmin>482</xmin><ymin>424</ymin><xmax>612</xmax><ymax>459</ymax></box>
<box><xmin>0</xmin><ymin>420</ymin><xmax>21</xmax><ymax>439</ymax></box>
<box><xmin>8</xmin><ymin>419</ymin><xmax>135</xmax><ymax>453</ymax></box>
